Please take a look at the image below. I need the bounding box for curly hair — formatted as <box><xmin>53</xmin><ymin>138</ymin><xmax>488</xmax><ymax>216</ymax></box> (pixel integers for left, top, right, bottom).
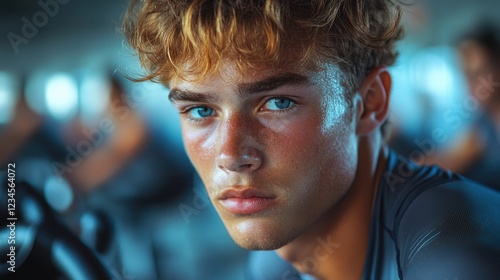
<box><xmin>123</xmin><ymin>0</ymin><xmax>403</xmax><ymax>94</ymax></box>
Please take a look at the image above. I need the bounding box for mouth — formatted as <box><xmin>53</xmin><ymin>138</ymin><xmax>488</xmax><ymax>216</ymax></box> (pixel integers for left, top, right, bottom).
<box><xmin>218</xmin><ymin>188</ymin><xmax>276</xmax><ymax>215</ymax></box>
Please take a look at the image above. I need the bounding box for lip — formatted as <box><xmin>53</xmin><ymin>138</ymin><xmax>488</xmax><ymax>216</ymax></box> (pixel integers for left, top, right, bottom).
<box><xmin>219</xmin><ymin>188</ymin><xmax>276</xmax><ymax>215</ymax></box>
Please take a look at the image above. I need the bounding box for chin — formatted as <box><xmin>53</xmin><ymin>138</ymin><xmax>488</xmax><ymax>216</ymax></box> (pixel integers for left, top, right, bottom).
<box><xmin>224</xmin><ymin>218</ymin><xmax>299</xmax><ymax>250</ymax></box>
<box><xmin>231</xmin><ymin>235</ymin><xmax>291</xmax><ymax>251</ymax></box>
<box><xmin>233</xmin><ymin>236</ymin><xmax>287</xmax><ymax>250</ymax></box>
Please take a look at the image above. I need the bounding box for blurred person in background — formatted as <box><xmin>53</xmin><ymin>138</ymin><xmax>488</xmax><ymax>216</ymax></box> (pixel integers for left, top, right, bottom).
<box><xmin>61</xmin><ymin>74</ymin><xmax>196</xmax><ymax>278</ymax></box>
<box><xmin>0</xmin><ymin>82</ymin><xmax>65</xmax><ymax>167</ymax></box>
<box><xmin>0</xmin><ymin>92</ymin><xmax>43</xmax><ymax>166</ymax></box>
<box><xmin>1</xmin><ymin>72</ymin><xmax>196</xmax><ymax>279</ymax></box>
<box><xmin>422</xmin><ymin>22</ymin><xmax>500</xmax><ymax>189</ymax></box>
<box><xmin>62</xmin><ymin>75</ymin><xmax>149</xmax><ymax>193</ymax></box>
<box><xmin>58</xmin><ymin>73</ymin><xmax>193</xmax><ymax>201</ymax></box>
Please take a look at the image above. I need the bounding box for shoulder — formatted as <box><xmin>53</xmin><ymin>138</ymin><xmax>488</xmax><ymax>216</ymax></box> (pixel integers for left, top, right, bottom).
<box><xmin>395</xmin><ymin>179</ymin><xmax>500</xmax><ymax>280</ymax></box>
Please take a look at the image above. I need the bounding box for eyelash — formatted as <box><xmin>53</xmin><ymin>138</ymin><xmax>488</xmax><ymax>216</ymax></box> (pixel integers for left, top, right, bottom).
<box><xmin>179</xmin><ymin>95</ymin><xmax>298</xmax><ymax>123</ymax></box>
<box><xmin>261</xmin><ymin>96</ymin><xmax>298</xmax><ymax>113</ymax></box>
<box><xmin>179</xmin><ymin>106</ymin><xmax>215</xmax><ymax>124</ymax></box>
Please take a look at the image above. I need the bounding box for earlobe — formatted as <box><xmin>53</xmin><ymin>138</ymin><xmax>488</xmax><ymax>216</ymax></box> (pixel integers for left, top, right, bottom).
<box><xmin>355</xmin><ymin>67</ymin><xmax>392</xmax><ymax>136</ymax></box>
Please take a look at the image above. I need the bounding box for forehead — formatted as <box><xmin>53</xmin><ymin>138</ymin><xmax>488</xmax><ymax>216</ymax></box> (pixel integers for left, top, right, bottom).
<box><xmin>169</xmin><ymin>60</ymin><xmax>346</xmax><ymax>94</ymax></box>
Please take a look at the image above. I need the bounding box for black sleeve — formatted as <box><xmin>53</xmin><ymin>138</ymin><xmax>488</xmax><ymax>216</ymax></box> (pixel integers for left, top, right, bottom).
<box><xmin>395</xmin><ymin>181</ymin><xmax>500</xmax><ymax>280</ymax></box>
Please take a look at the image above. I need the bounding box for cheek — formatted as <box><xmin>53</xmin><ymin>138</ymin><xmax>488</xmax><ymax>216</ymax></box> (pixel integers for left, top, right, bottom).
<box><xmin>269</xmin><ymin>110</ymin><xmax>357</xmax><ymax>204</ymax></box>
<box><xmin>182</xmin><ymin>126</ymin><xmax>216</xmax><ymax>177</ymax></box>
<box><xmin>265</xmin><ymin>111</ymin><xmax>354</xmax><ymax>181</ymax></box>
<box><xmin>271</xmin><ymin>96</ymin><xmax>353</xmax><ymax>160</ymax></box>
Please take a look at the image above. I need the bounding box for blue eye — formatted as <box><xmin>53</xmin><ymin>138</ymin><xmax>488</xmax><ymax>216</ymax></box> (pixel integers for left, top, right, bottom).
<box><xmin>188</xmin><ymin>107</ymin><xmax>215</xmax><ymax>119</ymax></box>
<box><xmin>264</xmin><ymin>97</ymin><xmax>295</xmax><ymax>111</ymax></box>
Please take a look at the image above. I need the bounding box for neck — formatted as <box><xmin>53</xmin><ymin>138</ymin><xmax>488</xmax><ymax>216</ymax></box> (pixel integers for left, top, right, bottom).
<box><xmin>276</xmin><ymin>132</ymin><xmax>388</xmax><ymax>280</ymax></box>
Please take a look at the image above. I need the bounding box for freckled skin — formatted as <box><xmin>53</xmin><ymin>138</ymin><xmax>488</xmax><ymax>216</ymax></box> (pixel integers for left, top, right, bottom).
<box><xmin>171</xmin><ymin>64</ymin><xmax>359</xmax><ymax>250</ymax></box>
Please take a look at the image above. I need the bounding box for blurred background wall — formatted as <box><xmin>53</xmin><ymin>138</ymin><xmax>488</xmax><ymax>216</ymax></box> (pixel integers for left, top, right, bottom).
<box><xmin>0</xmin><ymin>0</ymin><xmax>499</xmax><ymax>279</ymax></box>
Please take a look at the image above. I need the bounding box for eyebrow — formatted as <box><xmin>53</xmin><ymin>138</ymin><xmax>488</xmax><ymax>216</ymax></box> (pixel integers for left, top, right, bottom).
<box><xmin>168</xmin><ymin>72</ymin><xmax>310</xmax><ymax>103</ymax></box>
<box><xmin>168</xmin><ymin>88</ymin><xmax>217</xmax><ymax>103</ymax></box>
<box><xmin>237</xmin><ymin>72</ymin><xmax>310</xmax><ymax>96</ymax></box>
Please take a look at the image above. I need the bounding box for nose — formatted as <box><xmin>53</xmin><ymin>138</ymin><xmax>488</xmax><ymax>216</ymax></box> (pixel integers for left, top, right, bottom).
<box><xmin>215</xmin><ymin>114</ymin><xmax>263</xmax><ymax>173</ymax></box>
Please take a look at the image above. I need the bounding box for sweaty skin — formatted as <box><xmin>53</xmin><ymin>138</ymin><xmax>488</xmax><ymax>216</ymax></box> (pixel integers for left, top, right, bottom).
<box><xmin>169</xmin><ymin>62</ymin><xmax>390</xmax><ymax>279</ymax></box>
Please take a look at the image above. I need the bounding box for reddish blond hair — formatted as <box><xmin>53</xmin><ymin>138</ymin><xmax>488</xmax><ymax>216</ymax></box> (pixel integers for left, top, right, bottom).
<box><xmin>123</xmin><ymin>0</ymin><xmax>403</xmax><ymax>93</ymax></box>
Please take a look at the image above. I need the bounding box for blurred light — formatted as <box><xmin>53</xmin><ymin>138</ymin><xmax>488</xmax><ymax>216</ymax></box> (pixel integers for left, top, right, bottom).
<box><xmin>0</xmin><ymin>73</ymin><xmax>18</xmax><ymax>124</ymax></box>
<box><xmin>80</xmin><ymin>74</ymin><xmax>110</xmax><ymax>124</ymax></box>
<box><xmin>81</xmin><ymin>213</ymin><xmax>98</xmax><ymax>233</ymax></box>
<box><xmin>389</xmin><ymin>46</ymin><xmax>470</xmax><ymax>136</ymax></box>
<box><xmin>45</xmin><ymin>74</ymin><xmax>79</xmax><ymax>121</ymax></box>
<box><xmin>52</xmin><ymin>239</ymin><xmax>91</xmax><ymax>280</ymax></box>
<box><xmin>22</xmin><ymin>196</ymin><xmax>44</xmax><ymax>224</ymax></box>
<box><xmin>44</xmin><ymin>176</ymin><xmax>73</xmax><ymax>212</ymax></box>
<box><xmin>26</xmin><ymin>72</ymin><xmax>49</xmax><ymax>115</ymax></box>
<box><xmin>422</xmin><ymin>55</ymin><xmax>454</xmax><ymax>96</ymax></box>
<box><xmin>410</xmin><ymin>47</ymin><xmax>464</xmax><ymax>106</ymax></box>
<box><xmin>80</xmin><ymin>212</ymin><xmax>99</xmax><ymax>251</ymax></box>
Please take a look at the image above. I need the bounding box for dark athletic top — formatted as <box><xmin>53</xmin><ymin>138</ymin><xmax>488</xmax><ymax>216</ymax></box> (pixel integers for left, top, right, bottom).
<box><xmin>246</xmin><ymin>150</ymin><xmax>500</xmax><ymax>280</ymax></box>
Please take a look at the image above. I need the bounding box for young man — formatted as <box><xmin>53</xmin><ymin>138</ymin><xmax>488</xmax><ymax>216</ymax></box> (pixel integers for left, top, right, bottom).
<box><xmin>123</xmin><ymin>1</ymin><xmax>500</xmax><ymax>279</ymax></box>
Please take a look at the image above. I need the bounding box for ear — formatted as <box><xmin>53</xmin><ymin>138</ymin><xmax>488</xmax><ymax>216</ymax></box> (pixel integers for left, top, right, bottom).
<box><xmin>355</xmin><ymin>66</ymin><xmax>392</xmax><ymax>136</ymax></box>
